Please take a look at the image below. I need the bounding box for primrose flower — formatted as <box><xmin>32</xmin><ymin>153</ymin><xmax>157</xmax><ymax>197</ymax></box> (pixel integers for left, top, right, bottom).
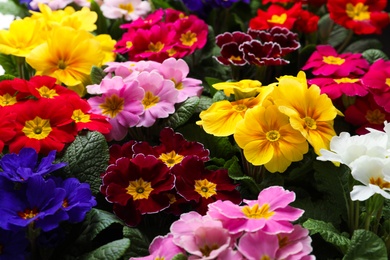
<box><xmin>276</xmin><ymin>225</ymin><xmax>315</xmax><ymax>260</ymax></box>
<box><xmin>87</xmin><ymin>76</ymin><xmax>145</xmax><ymax>141</ymax></box>
<box><xmin>237</xmin><ymin>230</ymin><xmax>280</xmax><ymax>259</ymax></box>
<box><xmin>29</xmin><ymin>0</ymin><xmax>72</xmax><ymax>10</ymax></box>
<box><xmin>212</xmin><ymin>79</ymin><xmax>263</xmax><ymax>99</ymax></box>
<box><xmin>350</xmin><ymin>156</ymin><xmax>390</xmax><ymax>201</ymax></box>
<box><xmin>327</xmin><ymin>0</ymin><xmax>390</xmax><ymax>34</ymax></box>
<box><xmin>214</xmin><ymin>31</ymin><xmax>252</xmax><ymax>66</ymax></box>
<box><xmin>234</xmin><ymin>104</ymin><xmax>309</xmax><ymax>173</ymax></box>
<box><xmin>207</xmin><ymin>186</ymin><xmax>304</xmax><ymax>235</ymax></box>
<box><xmin>100</xmin><ymin>0</ymin><xmax>151</xmax><ymax>21</ymax></box>
<box><xmin>0</xmin><ymin>148</ymin><xmax>66</xmax><ymax>182</ymax></box>
<box><xmin>0</xmin><ymin>109</ymin><xmax>16</xmax><ymax>152</ymax></box>
<box><xmin>302</xmin><ymin>45</ymin><xmax>370</xmax><ymax>77</ymax></box>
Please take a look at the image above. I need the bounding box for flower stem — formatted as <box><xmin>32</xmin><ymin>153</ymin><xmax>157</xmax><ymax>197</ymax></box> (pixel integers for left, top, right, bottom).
<box><xmin>16</xmin><ymin>56</ymin><xmax>27</xmax><ymax>80</ymax></box>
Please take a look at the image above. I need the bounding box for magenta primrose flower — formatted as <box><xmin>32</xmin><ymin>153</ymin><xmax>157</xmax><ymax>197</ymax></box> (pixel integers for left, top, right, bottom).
<box><xmin>302</xmin><ymin>45</ymin><xmax>370</xmax><ymax>77</ymax></box>
<box><xmin>207</xmin><ymin>186</ymin><xmax>304</xmax><ymax>234</ymax></box>
<box><xmin>308</xmin><ymin>77</ymin><xmax>368</xmax><ymax>100</ymax></box>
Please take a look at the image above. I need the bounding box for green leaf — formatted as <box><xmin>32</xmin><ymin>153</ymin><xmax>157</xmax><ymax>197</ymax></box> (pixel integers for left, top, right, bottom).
<box><xmin>212</xmin><ymin>91</ymin><xmax>228</xmax><ymax>102</ymax></box>
<box><xmin>150</xmin><ymin>0</ymin><xmax>173</xmax><ymax>9</ymax></box>
<box><xmin>172</xmin><ymin>253</ymin><xmax>188</xmax><ymax>260</ymax></box>
<box><xmin>61</xmin><ymin>131</ymin><xmax>109</xmax><ymax>194</ymax></box>
<box><xmin>90</xmin><ymin>0</ymin><xmax>108</xmax><ymax>35</ymax></box>
<box><xmin>362</xmin><ymin>49</ymin><xmax>389</xmax><ymax>63</ymax></box>
<box><xmin>0</xmin><ymin>1</ymin><xmax>28</xmax><ymax>17</ymax></box>
<box><xmin>79</xmin><ymin>238</ymin><xmax>130</xmax><ymax>260</ymax></box>
<box><xmin>90</xmin><ymin>66</ymin><xmax>106</xmax><ymax>85</ymax></box>
<box><xmin>328</xmin><ymin>25</ymin><xmax>350</xmax><ymax>48</ymax></box>
<box><xmin>343</xmin><ymin>230</ymin><xmax>387</xmax><ymax>260</ymax></box>
<box><xmin>0</xmin><ymin>74</ymin><xmax>15</xmax><ymax>81</ymax></box>
<box><xmin>343</xmin><ymin>39</ymin><xmax>382</xmax><ymax>53</ymax></box>
<box><xmin>303</xmin><ymin>219</ymin><xmax>351</xmax><ymax>253</ymax></box>
<box><xmin>298</xmin><ymin>44</ymin><xmax>317</xmax><ymax>69</ymax></box>
<box><xmin>122</xmin><ymin>226</ymin><xmax>150</xmax><ymax>258</ymax></box>
<box><xmin>0</xmin><ymin>54</ymin><xmax>19</xmax><ymax>77</ymax></box>
<box><xmin>194</xmin><ymin>95</ymin><xmax>213</xmax><ymax>113</ymax></box>
<box><xmin>76</xmin><ymin>209</ymin><xmax>125</xmax><ymax>243</ymax></box>
<box><xmin>204</xmin><ymin>77</ymin><xmax>223</xmax><ymax>96</ymax></box>
<box><xmin>161</xmin><ymin>96</ymin><xmax>200</xmax><ymax>129</ymax></box>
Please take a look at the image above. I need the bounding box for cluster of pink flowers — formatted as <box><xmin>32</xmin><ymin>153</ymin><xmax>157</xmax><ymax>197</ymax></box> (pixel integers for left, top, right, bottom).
<box><xmin>303</xmin><ymin>44</ymin><xmax>390</xmax><ymax>134</ymax></box>
<box><xmin>115</xmin><ymin>8</ymin><xmax>209</xmax><ymax>62</ymax></box>
<box><xmin>86</xmin><ymin>58</ymin><xmax>203</xmax><ymax>141</ymax></box>
<box><xmin>100</xmin><ymin>127</ymin><xmax>242</xmax><ymax>226</ymax></box>
<box><xmin>131</xmin><ymin>186</ymin><xmax>314</xmax><ymax>260</ymax></box>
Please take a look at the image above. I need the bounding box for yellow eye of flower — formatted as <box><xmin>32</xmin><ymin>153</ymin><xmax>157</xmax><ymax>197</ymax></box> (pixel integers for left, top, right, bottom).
<box><xmin>142</xmin><ymin>91</ymin><xmax>160</xmax><ymax>109</ymax></box>
<box><xmin>199</xmin><ymin>244</ymin><xmax>220</xmax><ymax>257</ymax></box>
<box><xmin>22</xmin><ymin>116</ymin><xmax>52</xmax><ymax>140</ymax></box>
<box><xmin>72</xmin><ymin>109</ymin><xmax>91</xmax><ymax>123</ymax></box>
<box><xmin>385</xmin><ymin>78</ymin><xmax>390</xmax><ymax>87</ymax></box>
<box><xmin>232</xmin><ymin>104</ymin><xmax>247</xmax><ymax>112</ymax></box>
<box><xmin>304</xmin><ymin>117</ymin><xmax>317</xmax><ymax>130</ymax></box>
<box><xmin>180</xmin><ymin>31</ymin><xmax>197</xmax><ymax>46</ymax></box>
<box><xmin>333</xmin><ymin>78</ymin><xmax>359</xmax><ymax>84</ymax></box>
<box><xmin>322</xmin><ymin>56</ymin><xmax>345</xmax><ymax>65</ymax></box>
<box><xmin>346</xmin><ymin>3</ymin><xmax>370</xmax><ymax>21</ymax></box>
<box><xmin>126</xmin><ymin>178</ymin><xmax>154</xmax><ymax>200</ymax></box>
<box><xmin>369</xmin><ymin>177</ymin><xmax>390</xmax><ymax>189</ymax></box>
<box><xmin>159</xmin><ymin>151</ymin><xmax>184</xmax><ymax>167</ymax></box>
<box><xmin>119</xmin><ymin>3</ymin><xmax>134</xmax><ymax>14</ymax></box>
<box><xmin>99</xmin><ymin>94</ymin><xmax>124</xmax><ymax>118</ymax></box>
<box><xmin>0</xmin><ymin>93</ymin><xmax>17</xmax><ymax>106</ymax></box>
<box><xmin>241</xmin><ymin>203</ymin><xmax>275</xmax><ymax>219</ymax></box>
<box><xmin>126</xmin><ymin>41</ymin><xmax>133</xmax><ymax>49</ymax></box>
<box><xmin>266</xmin><ymin>130</ymin><xmax>281</xmax><ymax>142</ymax></box>
<box><xmin>38</xmin><ymin>86</ymin><xmax>59</xmax><ymax>99</ymax></box>
<box><xmin>147</xmin><ymin>42</ymin><xmax>164</xmax><ymax>52</ymax></box>
<box><xmin>194</xmin><ymin>179</ymin><xmax>217</xmax><ymax>198</ymax></box>
<box><xmin>18</xmin><ymin>207</ymin><xmax>39</xmax><ymax>219</ymax></box>
<box><xmin>267</xmin><ymin>13</ymin><xmax>287</xmax><ymax>24</ymax></box>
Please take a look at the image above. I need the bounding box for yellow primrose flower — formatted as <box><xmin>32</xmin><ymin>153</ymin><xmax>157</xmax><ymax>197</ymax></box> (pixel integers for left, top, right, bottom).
<box><xmin>234</xmin><ymin>104</ymin><xmax>308</xmax><ymax>173</ymax></box>
<box><xmin>26</xmin><ymin>26</ymin><xmax>104</xmax><ymax>96</ymax></box>
<box><xmin>0</xmin><ymin>18</ymin><xmax>45</xmax><ymax>57</ymax></box>
<box><xmin>198</xmin><ymin>86</ymin><xmax>273</xmax><ymax>136</ymax></box>
<box><xmin>213</xmin><ymin>79</ymin><xmax>263</xmax><ymax>99</ymax></box>
<box><xmin>272</xmin><ymin>71</ymin><xmax>340</xmax><ymax>155</ymax></box>
<box><xmin>95</xmin><ymin>34</ymin><xmax>117</xmax><ymax>64</ymax></box>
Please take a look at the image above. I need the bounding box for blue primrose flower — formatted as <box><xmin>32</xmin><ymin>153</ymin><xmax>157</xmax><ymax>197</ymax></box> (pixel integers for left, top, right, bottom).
<box><xmin>0</xmin><ymin>148</ymin><xmax>67</xmax><ymax>183</ymax></box>
<box><xmin>0</xmin><ymin>228</ymin><xmax>29</xmax><ymax>260</ymax></box>
<box><xmin>0</xmin><ymin>176</ymin><xmax>67</xmax><ymax>232</ymax></box>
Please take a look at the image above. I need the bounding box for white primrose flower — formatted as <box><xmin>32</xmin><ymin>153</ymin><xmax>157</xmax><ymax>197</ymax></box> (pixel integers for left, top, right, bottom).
<box><xmin>100</xmin><ymin>0</ymin><xmax>151</xmax><ymax>21</ymax></box>
<box><xmin>349</xmin><ymin>156</ymin><xmax>390</xmax><ymax>201</ymax></box>
<box><xmin>317</xmin><ymin>131</ymin><xmax>389</xmax><ymax>167</ymax></box>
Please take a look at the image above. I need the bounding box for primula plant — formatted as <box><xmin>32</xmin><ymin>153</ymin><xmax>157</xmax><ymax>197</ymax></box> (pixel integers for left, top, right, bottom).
<box><xmin>1</xmin><ymin>0</ymin><xmax>390</xmax><ymax>259</ymax></box>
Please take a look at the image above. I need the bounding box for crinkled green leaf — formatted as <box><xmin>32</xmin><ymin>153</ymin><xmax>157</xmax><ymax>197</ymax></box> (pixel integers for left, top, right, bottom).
<box><xmin>76</xmin><ymin>209</ymin><xmax>125</xmax><ymax>243</ymax></box>
<box><xmin>150</xmin><ymin>0</ymin><xmax>174</xmax><ymax>9</ymax></box>
<box><xmin>212</xmin><ymin>91</ymin><xmax>228</xmax><ymax>102</ymax></box>
<box><xmin>0</xmin><ymin>74</ymin><xmax>15</xmax><ymax>81</ymax></box>
<box><xmin>328</xmin><ymin>25</ymin><xmax>350</xmax><ymax>48</ymax></box>
<box><xmin>172</xmin><ymin>253</ymin><xmax>188</xmax><ymax>260</ymax></box>
<box><xmin>79</xmin><ymin>238</ymin><xmax>130</xmax><ymax>260</ymax></box>
<box><xmin>362</xmin><ymin>49</ymin><xmax>389</xmax><ymax>63</ymax></box>
<box><xmin>343</xmin><ymin>39</ymin><xmax>382</xmax><ymax>54</ymax></box>
<box><xmin>122</xmin><ymin>226</ymin><xmax>150</xmax><ymax>258</ymax></box>
<box><xmin>194</xmin><ymin>95</ymin><xmax>213</xmax><ymax>113</ymax></box>
<box><xmin>61</xmin><ymin>131</ymin><xmax>109</xmax><ymax>194</ymax></box>
<box><xmin>90</xmin><ymin>0</ymin><xmax>108</xmax><ymax>35</ymax></box>
<box><xmin>343</xmin><ymin>230</ymin><xmax>387</xmax><ymax>260</ymax></box>
<box><xmin>0</xmin><ymin>1</ymin><xmax>28</xmax><ymax>17</ymax></box>
<box><xmin>317</xmin><ymin>14</ymin><xmax>333</xmax><ymax>43</ymax></box>
<box><xmin>0</xmin><ymin>54</ymin><xmax>18</xmax><ymax>77</ymax></box>
<box><xmin>303</xmin><ymin>219</ymin><xmax>351</xmax><ymax>253</ymax></box>
<box><xmin>162</xmin><ymin>96</ymin><xmax>199</xmax><ymax>129</ymax></box>
<box><xmin>318</xmin><ymin>14</ymin><xmax>349</xmax><ymax>47</ymax></box>
<box><xmin>90</xmin><ymin>66</ymin><xmax>106</xmax><ymax>85</ymax></box>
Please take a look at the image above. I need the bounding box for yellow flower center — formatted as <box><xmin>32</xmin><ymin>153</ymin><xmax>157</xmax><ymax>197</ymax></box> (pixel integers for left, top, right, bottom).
<box><xmin>199</xmin><ymin>244</ymin><xmax>220</xmax><ymax>257</ymax></box>
<box><xmin>334</xmin><ymin>78</ymin><xmax>359</xmax><ymax>84</ymax></box>
<box><xmin>267</xmin><ymin>13</ymin><xmax>287</xmax><ymax>24</ymax></box>
<box><xmin>241</xmin><ymin>203</ymin><xmax>275</xmax><ymax>219</ymax></box>
<box><xmin>58</xmin><ymin>60</ymin><xmax>67</xmax><ymax>70</ymax></box>
<box><xmin>0</xmin><ymin>93</ymin><xmax>17</xmax><ymax>106</ymax></box>
<box><xmin>323</xmin><ymin>56</ymin><xmax>345</xmax><ymax>65</ymax></box>
<box><xmin>38</xmin><ymin>86</ymin><xmax>59</xmax><ymax>99</ymax></box>
<box><xmin>194</xmin><ymin>179</ymin><xmax>217</xmax><ymax>199</ymax></box>
<box><xmin>180</xmin><ymin>31</ymin><xmax>197</xmax><ymax>46</ymax></box>
<box><xmin>385</xmin><ymin>78</ymin><xmax>390</xmax><ymax>87</ymax></box>
<box><xmin>233</xmin><ymin>104</ymin><xmax>247</xmax><ymax>112</ymax></box>
<box><xmin>148</xmin><ymin>42</ymin><xmax>164</xmax><ymax>52</ymax></box>
<box><xmin>261</xmin><ymin>256</ymin><xmax>271</xmax><ymax>260</ymax></box>
<box><xmin>62</xmin><ymin>199</ymin><xmax>69</xmax><ymax>208</ymax></box>
<box><xmin>126</xmin><ymin>178</ymin><xmax>154</xmax><ymax>200</ymax></box>
<box><xmin>167</xmin><ymin>48</ymin><xmax>177</xmax><ymax>56</ymax></box>
<box><xmin>72</xmin><ymin>109</ymin><xmax>91</xmax><ymax>123</ymax></box>
<box><xmin>166</xmin><ymin>193</ymin><xmax>176</xmax><ymax>204</ymax></box>
<box><xmin>126</xmin><ymin>41</ymin><xmax>133</xmax><ymax>49</ymax></box>
<box><xmin>278</xmin><ymin>234</ymin><xmax>289</xmax><ymax>248</ymax></box>
<box><xmin>18</xmin><ymin>207</ymin><xmax>39</xmax><ymax>219</ymax></box>
<box><xmin>119</xmin><ymin>3</ymin><xmax>134</xmax><ymax>13</ymax></box>
<box><xmin>365</xmin><ymin>109</ymin><xmax>385</xmax><ymax>125</ymax></box>
<box><xmin>171</xmin><ymin>78</ymin><xmax>183</xmax><ymax>90</ymax></box>
<box><xmin>22</xmin><ymin>116</ymin><xmax>52</xmax><ymax>140</ymax></box>
<box><xmin>304</xmin><ymin>117</ymin><xmax>317</xmax><ymax>130</ymax></box>
<box><xmin>266</xmin><ymin>130</ymin><xmax>281</xmax><ymax>142</ymax></box>
<box><xmin>369</xmin><ymin>177</ymin><xmax>390</xmax><ymax>189</ymax></box>
<box><xmin>230</xmin><ymin>55</ymin><xmax>242</xmax><ymax>61</ymax></box>
<box><xmin>155</xmin><ymin>258</ymin><xmax>165</xmax><ymax>260</ymax></box>
<box><xmin>142</xmin><ymin>91</ymin><xmax>160</xmax><ymax>109</ymax></box>
<box><xmin>159</xmin><ymin>151</ymin><xmax>184</xmax><ymax>167</ymax></box>
<box><xmin>99</xmin><ymin>94</ymin><xmax>124</xmax><ymax>118</ymax></box>
<box><xmin>346</xmin><ymin>2</ymin><xmax>370</xmax><ymax>21</ymax></box>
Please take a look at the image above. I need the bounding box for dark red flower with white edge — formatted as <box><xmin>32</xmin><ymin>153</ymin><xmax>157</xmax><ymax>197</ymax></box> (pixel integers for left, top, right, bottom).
<box><xmin>112</xmin><ymin>200</ymin><xmax>142</xmax><ymax>227</ymax></box>
<box><xmin>327</xmin><ymin>0</ymin><xmax>390</xmax><ymax>34</ymax></box>
<box><xmin>240</xmin><ymin>40</ymin><xmax>289</xmax><ymax>66</ymax></box>
<box><xmin>133</xmin><ymin>127</ymin><xmax>210</xmax><ymax>168</ymax></box>
<box><xmin>27</xmin><ymin>75</ymin><xmax>79</xmax><ymax>100</ymax></box>
<box><xmin>249</xmin><ymin>3</ymin><xmax>302</xmax><ymax>30</ymax></box>
<box><xmin>362</xmin><ymin>59</ymin><xmax>390</xmax><ymax>112</ymax></box>
<box><xmin>108</xmin><ymin>140</ymin><xmax>137</xmax><ymax>165</ymax></box>
<box><xmin>8</xmin><ymin>99</ymin><xmax>77</xmax><ymax>155</ymax></box>
<box><xmin>101</xmin><ymin>154</ymin><xmax>175</xmax><ymax>214</ymax></box>
<box><xmin>66</xmin><ymin>95</ymin><xmax>112</xmax><ymax>134</ymax></box>
<box><xmin>172</xmin><ymin>156</ymin><xmax>242</xmax><ymax>215</ymax></box>
<box><xmin>344</xmin><ymin>94</ymin><xmax>390</xmax><ymax>134</ymax></box>
<box><xmin>248</xmin><ymin>27</ymin><xmax>300</xmax><ymax>56</ymax></box>
<box><xmin>214</xmin><ymin>31</ymin><xmax>253</xmax><ymax>66</ymax></box>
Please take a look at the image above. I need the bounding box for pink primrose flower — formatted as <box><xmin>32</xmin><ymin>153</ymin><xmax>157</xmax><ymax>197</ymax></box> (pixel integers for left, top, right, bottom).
<box><xmin>87</xmin><ymin>76</ymin><xmax>144</xmax><ymax>141</ymax></box>
<box><xmin>308</xmin><ymin>77</ymin><xmax>368</xmax><ymax>99</ymax></box>
<box><xmin>276</xmin><ymin>225</ymin><xmax>314</xmax><ymax>260</ymax></box>
<box><xmin>302</xmin><ymin>45</ymin><xmax>370</xmax><ymax>77</ymax></box>
<box><xmin>170</xmin><ymin>211</ymin><xmax>232</xmax><ymax>259</ymax></box>
<box><xmin>207</xmin><ymin>186</ymin><xmax>304</xmax><ymax>234</ymax></box>
<box><xmin>158</xmin><ymin>58</ymin><xmax>203</xmax><ymax>102</ymax></box>
<box><xmin>136</xmin><ymin>71</ymin><xmax>178</xmax><ymax>127</ymax></box>
<box><xmin>100</xmin><ymin>0</ymin><xmax>151</xmax><ymax>21</ymax></box>
<box><xmin>29</xmin><ymin>0</ymin><xmax>72</xmax><ymax>10</ymax></box>
<box><xmin>130</xmin><ymin>234</ymin><xmax>185</xmax><ymax>260</ymax></box>
<box><xmin>237</xmin><ymin>230</ymin><xmax>280</xmax><ymax>260</ymax></box>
